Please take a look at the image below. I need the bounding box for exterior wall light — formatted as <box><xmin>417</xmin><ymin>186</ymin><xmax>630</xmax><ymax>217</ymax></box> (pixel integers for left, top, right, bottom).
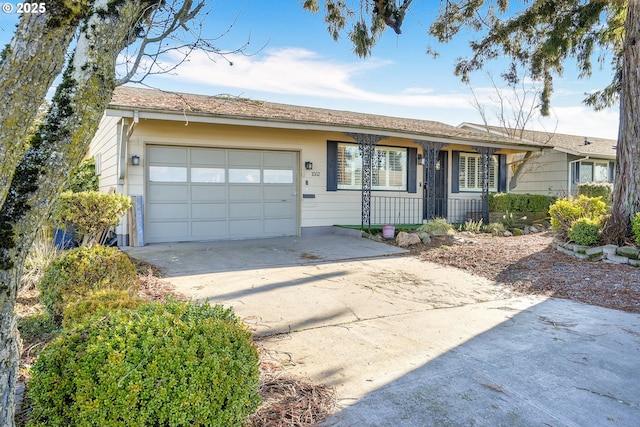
<box><xmin>304</xmin><ymin>161</ymin><xmax>313</xmax><ymax>170</ymax></box>
<box><xmin>131</xmin><ymin>155</ymin><xmax>140</xmax><ymax>166</ymax></box>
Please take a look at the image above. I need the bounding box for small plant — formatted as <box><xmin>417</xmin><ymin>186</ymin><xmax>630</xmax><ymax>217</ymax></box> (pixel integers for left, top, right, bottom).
<box><xmin>484</xmin><ymin>222</ymin><xmax>506</xmax><ymax>236</ymax></box>
<box><xmin>632</xmin><ymin>212</ymin><xmax>640</xmax><ymax>247</ymax></box>
<box><xmin>53</xmin><ymin>191</ymin><xmax>132</xmax><ymax>246</ymax></box>
<box><xmin>462</xmin><ymin>218</ymin><xmax>483</xmax><ymax>233</ymax></box>
<box><xmin>27</xmin><ymin>301</ymin><xmax>261</xmax><ymax>427</ymax></box>
<box><xmin>417</xmin><ymin>218</ymin><xmax>453</xmax><ymax>235</ymax></box>
<box><xmin>38</xmin><ymin>245</ymin><xmax>139</xmax><ymax>324</ymax></box>
<box><xmin>568</xmin><ymin>218</ymin><xmax>601</xmax><ymax>246</ymax></box>
<box><xmin>500</xmin><ymin>212</ymin><xmax>525</xmax><ymax>230</ymax></box>
<box><xmin>20</xmin><ymin>228</ymin><xmax>60</xmax><ymax>291</ymax></box>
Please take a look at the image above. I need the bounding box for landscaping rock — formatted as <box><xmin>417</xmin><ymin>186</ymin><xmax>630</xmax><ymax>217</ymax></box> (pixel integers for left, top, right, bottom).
<box><xmin>503</xmin><ymin>230</ymin><xmax>513</xmax><ymax>237</ymax></box>
<box><xmin>617</xmin><ymin>246</ymin><xmax>640</xmax><ymax>260</ymax></box>
<box><xmin>396</xmin><ymin>231</ymin><xmax>421</xmax><ymax>247</ymax></box>
<box><xmin>529</xmin><ymin>226</ymin><xmax>539</xmax><ymax>233</ymax></box>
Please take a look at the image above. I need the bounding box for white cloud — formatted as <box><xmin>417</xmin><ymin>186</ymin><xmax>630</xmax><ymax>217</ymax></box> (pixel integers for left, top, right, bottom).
<box><xmin>156</xmin><ymin>47</ymin><xmax>473</xmax><ymax>109</ymax></box>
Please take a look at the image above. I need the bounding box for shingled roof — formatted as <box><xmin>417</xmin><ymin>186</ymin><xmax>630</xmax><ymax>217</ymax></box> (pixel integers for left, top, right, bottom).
<box><xmin>109</xmin><ymin>86</ymin><xmax>541</xmax><ymax>149</ymax></box>
<box><xmin>459</xmin><ymin>123</ymin><xmax>617</xmax><ymax>159</ymax></box>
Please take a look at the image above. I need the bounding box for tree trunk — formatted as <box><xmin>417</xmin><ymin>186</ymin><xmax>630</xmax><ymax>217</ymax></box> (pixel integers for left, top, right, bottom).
<box><xmin>0</xmin><ymin>1</ymin><xmax>156</xmax><ymax>425</ymax></box>
<box><xmin>606</xmin><ymin>2</ymin><xmax>640</xmax><ymax>244</ymax></box>
<box><xmin>0</xmin><ymin>1</ymin><xmax>90</xmax><ymax>207</ymax></box>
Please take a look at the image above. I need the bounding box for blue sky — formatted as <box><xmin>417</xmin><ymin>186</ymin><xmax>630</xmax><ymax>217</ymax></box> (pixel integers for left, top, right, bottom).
<box><xmin>0</xmin><ymin>0</ymin><xmax>619</xmax><ymax>139</ymax></box>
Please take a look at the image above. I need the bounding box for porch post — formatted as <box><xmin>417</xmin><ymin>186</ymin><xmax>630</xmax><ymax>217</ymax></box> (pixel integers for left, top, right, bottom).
<box><xmin>414</xmin><ymin>140</ymin><xmax>447</xmax><ymax>221</ymax></box>
<box><xmin>345</xmin><ymin>133</ymin><xmax>388</xmax><ymax>229</ymax></box>
<box><xmin>471</xmin><ymin>146</ymin><xmax>498</xmax><ymax>224</ymax></box>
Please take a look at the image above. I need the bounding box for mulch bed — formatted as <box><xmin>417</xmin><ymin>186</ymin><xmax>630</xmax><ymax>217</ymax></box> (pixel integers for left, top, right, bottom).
<box><xmin>414</xmin><ymin>231</ymin><xmax>640</xmax><ymax>313</ymax></box>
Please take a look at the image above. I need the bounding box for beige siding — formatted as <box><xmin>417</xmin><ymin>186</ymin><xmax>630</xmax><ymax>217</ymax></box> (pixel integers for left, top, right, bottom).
<box><xmin>88</xmin><ymin>115</ymin><xmax>120</xmax><ymax>191</ymax></box>
<box><xmin>510</xmin><ymin>149</ymin><xmax>568</xmax><ymax>197</ymax></box>
<box><xmin>122</xmin><ymin>120</ymin><xmax>422</xmax><ymax>233</ymax></box>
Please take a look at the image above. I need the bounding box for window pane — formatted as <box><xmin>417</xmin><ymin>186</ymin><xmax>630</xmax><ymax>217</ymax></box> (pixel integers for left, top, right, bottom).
<box><xmin>594</xmin><ymin>163</ymin><xmax>609</xmax><ymax>182</ymax></box>
<box><xmin>458</xmin><ymin>153</ymin><xmax>498</xmax><ymax>192</ymax></box>
<box><xmin>229</xmin><ymin>169</ymin><xmax>260</xmax><ymax>183</ymax></box>
<box><xmin>149</xmin><ymin>166</ymin><xmax>187</xmax><ymax>182</ymax></box>
<box><xmin>337</xmin><ymin>143</ymin><xmax>406</xmax><ymax>190</ymax></box>
<box><xmin>580</xmin><ymin>162</ymin><xmax>593</xmax><ymax>183</ymax></box>
<box><xmin>264</xmin><ymin>169</ymin><xmax>293</xmax><ymax>183</ymax></box>
<box><xmin>192</xmin><ymin>167</ymin><xmax>225</xmax><ymax>183</ymax></box>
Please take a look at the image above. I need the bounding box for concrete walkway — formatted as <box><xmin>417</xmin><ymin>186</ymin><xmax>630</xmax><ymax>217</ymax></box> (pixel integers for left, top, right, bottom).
<box><xmin>124</xmin><ymin>234</ymin><xmax>640</xmax><ymax>426</ymax></box>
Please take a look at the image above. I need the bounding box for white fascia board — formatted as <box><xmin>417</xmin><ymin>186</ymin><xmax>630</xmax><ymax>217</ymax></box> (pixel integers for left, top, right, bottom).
<box><xmin>105</xmin><ymin>108</ymin><xmax>543</xmax><ymax>151</ymax></box>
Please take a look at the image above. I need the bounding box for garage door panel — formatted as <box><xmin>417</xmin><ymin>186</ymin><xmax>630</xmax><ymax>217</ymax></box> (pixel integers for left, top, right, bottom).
<box><xmin>229</xmin><ymin>185</ymin><xmax>261</xmax><ymax>200</ymax></box>
<box><xmin>148</xmin><ymin>184</ymin><xmax>188</xmax><ymax>201</ymax></box>
<box><xmin>191</xmin><ymin>148</ymin><xmax>225</xmax><ymax>166</ymax></box>
<box><xmin>264</xmin><ymin>218</ymin><xmax>296</xmax><ymax>235</ymax></box>
<box><xmin>229</xmin><ymin>219</ymin><xmax>263</xmax><ymax>235</ymax></box>
<box><xmin>192</xmin><ymin>221</ymin><xmax>227</xmax><ymax>237</ymax></box>
<box><xmin>148</xmin><ymin>147</ymin><xmax>187</xmax><ymax>163</ymax></box>
<box><xmin>229</xmin><ymin>202</ymin><xmax>262</xmax><ymax>218</ymax></box>
<box><xmin>148</xmin><ymin>203</ymin><xmax>188</xmax><ymax>220</ymax></box>
<box><xmin>263</xmin><ymin>185</ymin><xmax>294</xmax><ymax>199</ymax></box>
<box><xmin>264</xmin><ymin>201</ymin><xmax>295</xmax><ymax>217</ymax></box>
<box><xmin>191</xmin><ymin>185</ymin><xmax>226</xmax><ymax>201</ymax></box>
<box><xmin>146</xmin><ymin>222</ymin><xmax>189</xmax><ymax>240</ymax></box>
<box><xmin>264</xmin><ymin>152</ymin><xmax>296</xmax><ymax>167</ymax></box>
<box><xmin>228</xmin><ymin>150</ymin><xmax>261</xmax><ymax>166</ymax></box>
<box><xmin>192</xmin><ymin>203</ymin><xmax>226</xmax><ymax>219</ymax></box>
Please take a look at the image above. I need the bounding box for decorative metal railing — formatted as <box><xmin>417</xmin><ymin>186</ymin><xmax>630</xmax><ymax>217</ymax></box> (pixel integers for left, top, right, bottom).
<box><xmin>371</xmin><ymin>196</ymin><xmax>484</xmax><ymax>225</ymax></box>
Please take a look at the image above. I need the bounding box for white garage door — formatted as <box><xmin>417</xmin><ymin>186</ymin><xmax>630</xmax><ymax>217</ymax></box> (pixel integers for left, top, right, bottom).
<box><xmin>146</xmin><ymin>146</ymin><xmax>298</xmax><ymax>243</ymax></box>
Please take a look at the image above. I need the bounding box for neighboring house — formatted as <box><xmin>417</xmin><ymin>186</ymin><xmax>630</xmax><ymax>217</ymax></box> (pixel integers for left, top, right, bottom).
<box><xmin>459</xmin><ymin>123</ymin><xmax>617</xmax><ymax>197</ymax></box>
<box><xmin>89</xmin><ymin>87</ymin><xmax>543</xmax><ymax>245</ymax></box>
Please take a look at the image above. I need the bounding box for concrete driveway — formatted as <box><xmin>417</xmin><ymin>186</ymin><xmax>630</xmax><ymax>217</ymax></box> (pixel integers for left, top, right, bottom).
<box><xmin>124</xmin><ymin>234</ymin><xmax>640</xmax><ymax>426</ymax></box>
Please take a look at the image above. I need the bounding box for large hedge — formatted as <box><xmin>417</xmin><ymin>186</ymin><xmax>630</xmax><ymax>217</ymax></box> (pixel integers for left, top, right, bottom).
<box><xmin>38</xmin><ymin>245</ymin><xmax>139</xmax><ymax>324</ymax></box>
<box><xmin>27</xmin><ymin>301</ymin><xmax>261</xmax><ymax>427</ymax></box>
<box><xmin>489</xmin><ymin>193</ymin><xmax>557</xmax><ymax>213</ymax></box>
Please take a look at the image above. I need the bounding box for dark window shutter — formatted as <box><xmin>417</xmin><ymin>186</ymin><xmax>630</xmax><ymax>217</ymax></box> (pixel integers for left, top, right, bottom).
<box><xmin>407</xmin><ymin>147</ymin><xmax>417</xmax><ymax>193</ymax></box>
<box><xmin>451</xmin><ymin>151</ymin><xmax>460</xmax><ymax>193</ymax></box>
<box><xmin>574</xmin><ymin>162</ymin><xmax>580</xmax><ymax>183</ymax></box>
<box><xmin>498</xmin><ymin>154</ymin><xmax>507</xmax><ymax>192</ymax></box>
<box><xmin>327</xmin><ymin>141</ymin><xmax>338</xmax><ymax>191</ymax></box>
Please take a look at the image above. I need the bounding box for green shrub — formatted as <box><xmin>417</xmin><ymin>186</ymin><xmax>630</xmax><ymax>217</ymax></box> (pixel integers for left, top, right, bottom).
<box><xmin>633</xmin><ymin>212</ymin><xmax>640</xmax><ymax>247</ymax></box>
<box><xmin>568</xmin><ymin>218</ymin><xmax>601</xmax><ymax>246</ymax></box>
<box><xmin>53</xmin><ymin>191</ymin><xmax>132</xmax><ymax>246</ymax></box>
<box><xmin>578</xmin><ymin>183</ymin><xmax>613</xmax><ymax>205</ymax></box>
<box><xmin>27</xmin><ymin>301</ymin><xmax>261</xmax><ymax>427</ymax></box>
<box><xmin>548</xmin><ymin>195</ymin><xmax>607</xmax><ymax>235</ymax></box>
<box><xmin>417</xmin><ymin>218</ymin><xmax>453</xmax><ymax>235</ymax></box>
<box><xmin>62</xmin><ymin>290</ymin><xmax>144</xmax><ymax>328</ymax></box>
<box><xmin>488</xmin><ymin>193</ymin><xmax>556</xmax><ymax>213</ymax></box>
<box><xmin>64</xmin><ymin>158</ymin><xmax>99</xmax><ymax>193</ymax></box>
<box><xmin>38</xmin><ymin>246</ymin><xmax>139</xmax><ymax>324</ymax></box>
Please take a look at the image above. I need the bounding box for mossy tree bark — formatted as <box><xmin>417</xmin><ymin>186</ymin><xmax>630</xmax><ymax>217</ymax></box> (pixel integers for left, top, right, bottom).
<box><xmin>0</xmin><ymin>0</ymin><xmax>91</xmax><ymax>208</ymax></box>
<box><xmin>0</xmin><ymin>1</ymin><xmax>158</xmax><ymax>425</ymax></box>
<box><xmin>606</xmin><ymin>2</ymin><xmax>640</xmax><ymax>244</ymax></box>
